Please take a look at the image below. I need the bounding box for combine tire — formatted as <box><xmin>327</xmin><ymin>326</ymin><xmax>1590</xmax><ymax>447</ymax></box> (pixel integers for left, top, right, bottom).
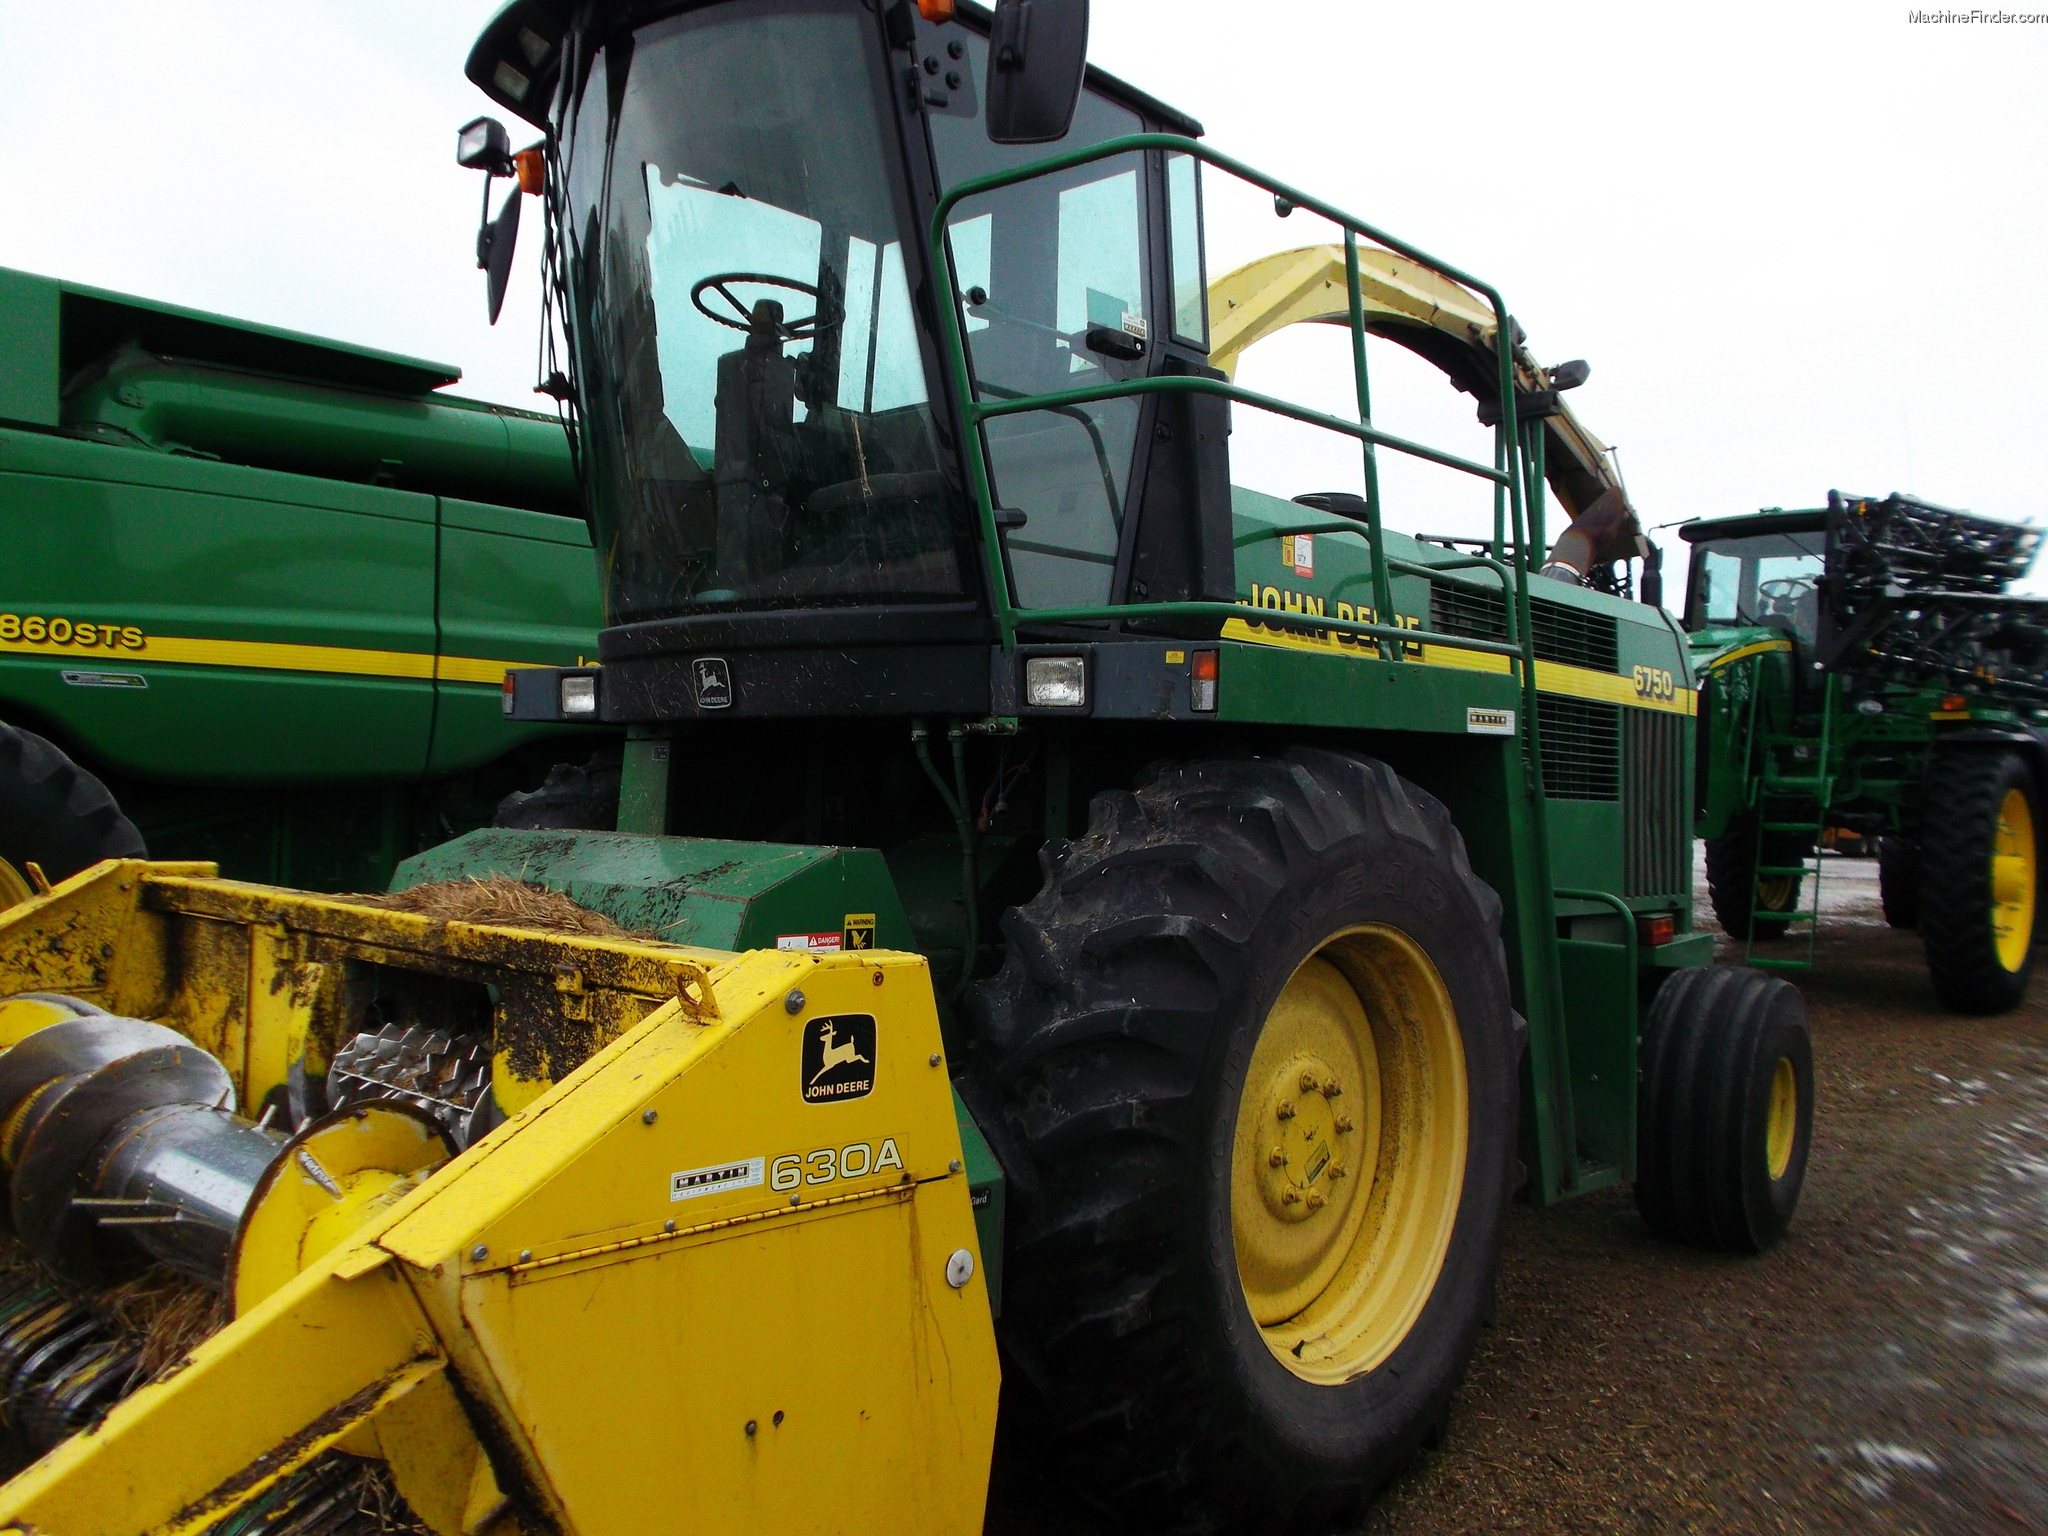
<box><xmin>0</xmin><ymin>724</ymin><xmax>144</xmax><ymax>908</ymax></box>
<box><xmin>493</xmin><ymin>753</ymin><xmax>621</xmax><ymax>832</ymax></box>
<box><xmin>1918</xmin><ymin>749</ymin><xmax>2040</xmax><ymax>1014</ymax></box>
<box><xmin>1635</xmin><ymin>966</ymin><xmax>1812</xmax><ymax>1253</ymax></box>
<box><xmin>1704</xmin><ymin>818</ymin><xmax>1801</xmax><ymax>940</ymax></box>
<box><xmin>966</xmin><ymin>749</ymin><xmax>1519</xmax><ymax>1532</ymax></box>
<box><xmin>1877</xmin><ymin>835</ymin><xmax>1920</xmax><ymax>929</ymax></box>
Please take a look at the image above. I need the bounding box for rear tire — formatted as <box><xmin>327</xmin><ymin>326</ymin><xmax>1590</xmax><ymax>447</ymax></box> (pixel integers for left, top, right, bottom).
<box><xmin>0</xmin><ymin>724</ymin><xmax>144</xmax><ymax>907</ymax></box>
<box><xmin>1635</xmin><ymin>965</ymin><xmax>1812</xmax><ymax>1253</ymax></box>
<box><xmin>966</xmin><ymin>749</ymin><xmax>1519</xmax><ymax>1532</ymax></box>
<box><xmin>1703</xmin><ymin>818</ymin><xmax>1801</xmax><ymax>940</ymax></box>
<box><xmin>1918</xmin><ymin>749</ymin><xmax>2039</xmax><ymax>1015</ymax></box>
<box><xmin>1878</xmin><ymin>835</ymin><xmax>1919</xmax><ymax>929</ymax></box>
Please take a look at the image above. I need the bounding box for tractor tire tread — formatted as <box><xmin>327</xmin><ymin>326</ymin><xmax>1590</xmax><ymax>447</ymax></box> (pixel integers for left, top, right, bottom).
<box><xmin>1918</xmin><ymin>749</ymin><xmax>2036</xmax><ymax>1015</ymax></box>
<box><xmin>1635</xmin><ymin>964</ymin><xmax>1812</xmax><ymax>1252</ymax></box>
<box><xmin>965</xmin><ymin>747</ymin><xmax>1514</xmax><ymax>1533</ymax></box>
<box><xmin>1878</xmin><ymin>835</ymin><xmax>1920</xmax><ymax>930</ymax></box>
<box><xmin>0</xmin><ymin>723</ymin><xmax>145</xmax><ymax>889</ymax></box>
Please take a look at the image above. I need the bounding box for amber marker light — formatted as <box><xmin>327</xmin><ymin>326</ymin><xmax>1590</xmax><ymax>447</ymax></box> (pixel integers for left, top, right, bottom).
<box><xmin>513</xmin><ymin>147</ymin><xmax>546</xmax><ymax>196</ymax></box>
<box><xmin>1637</xmin><ymin>913</ymin><xmax>1676</xmax><ymax>948</ymax></box>
<box><xmin>917</xmin><ymin>0</ymin><xmax>956</xmax><ymax>17</ymax></box>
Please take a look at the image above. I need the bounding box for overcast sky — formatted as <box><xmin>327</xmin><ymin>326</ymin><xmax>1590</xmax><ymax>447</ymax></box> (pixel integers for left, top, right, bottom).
<box><xmin>3</xmin><ymin>2</ymin><xmax>2042</xmax><ymax>593</ymax></box>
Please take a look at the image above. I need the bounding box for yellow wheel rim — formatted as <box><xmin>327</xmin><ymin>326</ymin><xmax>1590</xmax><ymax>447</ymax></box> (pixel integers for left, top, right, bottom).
<box><xmin>1991</xmin><ymin>787</ymin><xmax>2036</xmax><ymax>973</ymax></box>
<box><xmin>0</xmin><ymin>859</ymin><xmax>30</xmax><ymax>913</ymax></box>
<box><xmin>1231</xmin><ymin>926</ymin><xmax>1467</xmax><ymax>1385</ymax></box>
<box><xmin>1755</xmin><ymin>874</ymin><xmax>1796</xmax><ymax>913</ymax></box>
<box><xmin>1764</xmin><ymin>1056</ymin><xmax>1798</xmax><ymax>1181</ymax></box>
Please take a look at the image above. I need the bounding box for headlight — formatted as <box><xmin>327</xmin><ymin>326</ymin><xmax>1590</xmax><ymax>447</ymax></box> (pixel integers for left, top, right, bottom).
<box><xmin>1024</xmin><ymin>655</ymin><xmax>1086</xmax><ymax>709</ymax></box>
<box><xmin>560</xmin><ymin>674</ymin><xmax>598</xmax><ymax>716</ymax></box>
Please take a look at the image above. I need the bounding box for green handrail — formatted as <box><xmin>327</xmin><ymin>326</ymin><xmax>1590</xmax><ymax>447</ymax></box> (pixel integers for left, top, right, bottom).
<box><xmin>925</xmin><ymin>133</ymin><xmax>1529</xmax><ymax>659</ymax></box>
<box><xmin>1555</xmin><ymin>888</ymin><xmax>1641</xmax><ymax>979</ymax></box>
<box><xmin>973</xmin><ymin>373</ymin><xmax>1503</xmax><ymax>484</ymax></box>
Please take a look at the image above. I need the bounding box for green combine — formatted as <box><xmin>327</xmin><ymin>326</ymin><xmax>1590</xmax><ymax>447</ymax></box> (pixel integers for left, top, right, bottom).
<box><xmin>0</xmin><ymin>268</ymin><xmax>605</xmax><ymax>902</ymax></box>
<box><xmin>1685</xmin><ymin>491</ymin><xmax>2048</xmax><ymax>1012</ymax></box>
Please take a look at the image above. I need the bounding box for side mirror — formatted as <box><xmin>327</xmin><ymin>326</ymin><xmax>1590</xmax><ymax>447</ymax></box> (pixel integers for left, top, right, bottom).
<box><xmin>985</xmin><ymin>0</ymin><xmax>1090</xmax><ymax>145</ymax></box>
<box><xmin>481</xmin><ymin>191</ymin><xmax>522</xmax><ymax>326</ymax></box>
<box><xmin>456</xmin><ymin>117</ymin><xmax>540</xmax><ymax>325</ymax></box>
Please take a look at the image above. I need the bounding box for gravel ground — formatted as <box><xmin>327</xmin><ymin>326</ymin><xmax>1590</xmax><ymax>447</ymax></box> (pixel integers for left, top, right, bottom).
<box><xmin>1361</xmin><ymin>851</ymin><xmax>2048</xmax><ymax>1534</ymax></box>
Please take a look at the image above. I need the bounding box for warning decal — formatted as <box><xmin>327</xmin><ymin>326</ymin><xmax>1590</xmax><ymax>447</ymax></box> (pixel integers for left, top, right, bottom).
<box><xmin>776</xmin><ymin>932</ymin><xmax>842</xmax><ymax>954</ymax></box>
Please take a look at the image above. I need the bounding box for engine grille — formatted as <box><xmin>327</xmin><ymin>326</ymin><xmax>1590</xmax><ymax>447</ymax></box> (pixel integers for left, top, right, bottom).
<box><xmin>1624</xmin><ymin>708</ymin><xmax>1690</xmax><ymax>897</ymax></box>
<box><xmin>1428</xmin><ymin>583</ymin><xmax>1620</xmax><ymax>671</ymax></box>
<box><xmin>1536</xmin><ymin>695</ymin><xmax>1620</xmax><ymax>801</ymax></box>
<box><xmin>1533</xmin><ymin>601</ymin><xmax>1620</xmax><ymax>672</ymax></box>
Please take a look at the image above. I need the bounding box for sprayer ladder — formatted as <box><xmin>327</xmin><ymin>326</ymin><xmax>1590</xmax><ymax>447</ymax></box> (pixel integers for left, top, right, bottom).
<box><xmin>1744</xmin><ymin>683</ymin><xmax>1838</xmax><ymax>972</ymax></box>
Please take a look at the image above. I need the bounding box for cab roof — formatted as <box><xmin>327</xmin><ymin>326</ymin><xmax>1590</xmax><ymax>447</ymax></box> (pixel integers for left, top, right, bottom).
<box><xmin>466</xmin><ymin>0</ymin><xmax>1203</xmax><ymax>138</ymax></box>
<box><xmin>1678</xmin><ymin>509</ymin><xmax>1827</xmax><ymax>544</ymax></box>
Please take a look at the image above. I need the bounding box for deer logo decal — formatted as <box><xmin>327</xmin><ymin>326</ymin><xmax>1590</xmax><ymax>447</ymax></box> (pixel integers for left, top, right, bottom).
<box><xmin>801</xmin><ymin>1014</ymin><xmax>878</xmax><ymax>1102</ymax></box>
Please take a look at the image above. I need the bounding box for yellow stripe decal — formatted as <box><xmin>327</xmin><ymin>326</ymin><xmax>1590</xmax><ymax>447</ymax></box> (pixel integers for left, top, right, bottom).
<box><xmin>1703</xmin><ymin>637</ymin><xmax>1793</xmax><ymax>671</ymax></box>
<box><xmin>3</xmin><ymin>616</ymin><xmax>1693</xmax><ymax>715</ymax></box>
<box><xmin>0</xmin><ymin>632</ymin><xmax>542</xmax><ymax>687</ymax></box>
<box><xmin>1221</xmin><ymin>618</ymin><xmax>1696</xmax><ymax>715</ymax></box>
<box><xmin>435</xmin><ymin>654</ymin><xmax>548</xmax><ymax>685</ymax></box>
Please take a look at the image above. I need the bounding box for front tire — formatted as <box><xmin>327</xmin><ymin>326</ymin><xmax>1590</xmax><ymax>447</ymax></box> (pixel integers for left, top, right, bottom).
<box><xmin>1918</xmin><ymin>749</ymin><xmax>2040</xmax><ymax>1014</ymax></box>
<box><xmin>1704</xmin><ymin>816</ymin><xmax>1801</xmax><ymax>940</ymax></box>
<box><xmin>1877</xmin><ymin>835</ymin><xmax>1919</xmax><ymax>929</ymax></box>
<box><xmin>966</xmin><ymin>749</ymin><xmax>1519</xmax><ymax>1532</ymax></box>
<box><xmin>0</xmin><ymin>724</ymin><xmax>145</xmax><ymax>909</ymax></box>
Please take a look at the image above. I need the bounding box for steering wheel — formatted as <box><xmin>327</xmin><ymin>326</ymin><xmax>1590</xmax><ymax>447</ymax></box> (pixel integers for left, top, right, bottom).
<box><xmin>690</xmin><ymin>272</ymin><xmax>840</xmax><ymax>341</ymax></box>
<box><xmin>1758</xmin><ymin>577</ymin><xmax>1812</xmax><ymax>602</ymax></box>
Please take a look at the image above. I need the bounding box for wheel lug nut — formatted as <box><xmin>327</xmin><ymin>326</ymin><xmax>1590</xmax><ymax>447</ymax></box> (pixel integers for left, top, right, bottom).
<box><xmin>1306</xmin><ymin>1190</ymin><xmax>1326</xmax><ymax>1211</ymax></box>
<box><xmin>1322</xmin><ymin>1080</ymin><xmax>1342</xmax><ymax>1098</ymax></box>
<box><xmin>1327</xmin><ymin>1162</ymin><xmax>1347</xmax><ymax>1180</ymax></box>
<box><xmin>1276</xmin><ymin>1099</ymin><xmax>1296</xmax><ymax>1121</ymax></box>
<box><xmin>1282</xmin><ymin>1189</ymin><xmax>1303</xmax><ymax>1205</ymax></box>
<box><xmin>1334</xmin><ymin>1114</ymin><xmax>1354</xmax><ymax>1133</ymax></box>
<box><xmin>1299</xmin><ymin>1070</ymin><xmax>1320</xmax><ymax>1093</ymax></box>
<box><xmin>1268</xmin><ymin>1146</ymin><xmax>1288</xmax><ymax>1168</ymax></box>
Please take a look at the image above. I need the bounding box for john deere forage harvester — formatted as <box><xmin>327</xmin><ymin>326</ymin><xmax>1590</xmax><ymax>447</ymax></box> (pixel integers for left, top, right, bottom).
<box><xmin>0</xmin><ymin>4</ymin><xmax>1813</xmax><ymax>1532</ymax></box>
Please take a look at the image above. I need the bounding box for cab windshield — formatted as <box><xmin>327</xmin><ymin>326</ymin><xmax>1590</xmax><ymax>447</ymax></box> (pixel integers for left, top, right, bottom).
<box><xmin>1687</xmin><ymin>528</ymin><xmax>1827</xmax><ymax>646</ymax></box>
<box><xmin>564</xmin><ymin>1</ymin><xmax>962</xmax><ymax>621</ymax></box>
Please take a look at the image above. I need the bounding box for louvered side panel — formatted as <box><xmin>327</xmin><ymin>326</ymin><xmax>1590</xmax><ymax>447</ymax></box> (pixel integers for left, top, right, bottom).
<box><xmin>1624</xmin><ymin>709</ymin><xmax>1688</xmax><ymax>897</ymax></box>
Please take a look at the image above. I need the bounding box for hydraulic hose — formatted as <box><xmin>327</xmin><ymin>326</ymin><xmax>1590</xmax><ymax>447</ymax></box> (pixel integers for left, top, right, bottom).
<box><xmin>911</xmin><ymin>721</ymin><xmax>979</xmax><ymax>998</ymax></box>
